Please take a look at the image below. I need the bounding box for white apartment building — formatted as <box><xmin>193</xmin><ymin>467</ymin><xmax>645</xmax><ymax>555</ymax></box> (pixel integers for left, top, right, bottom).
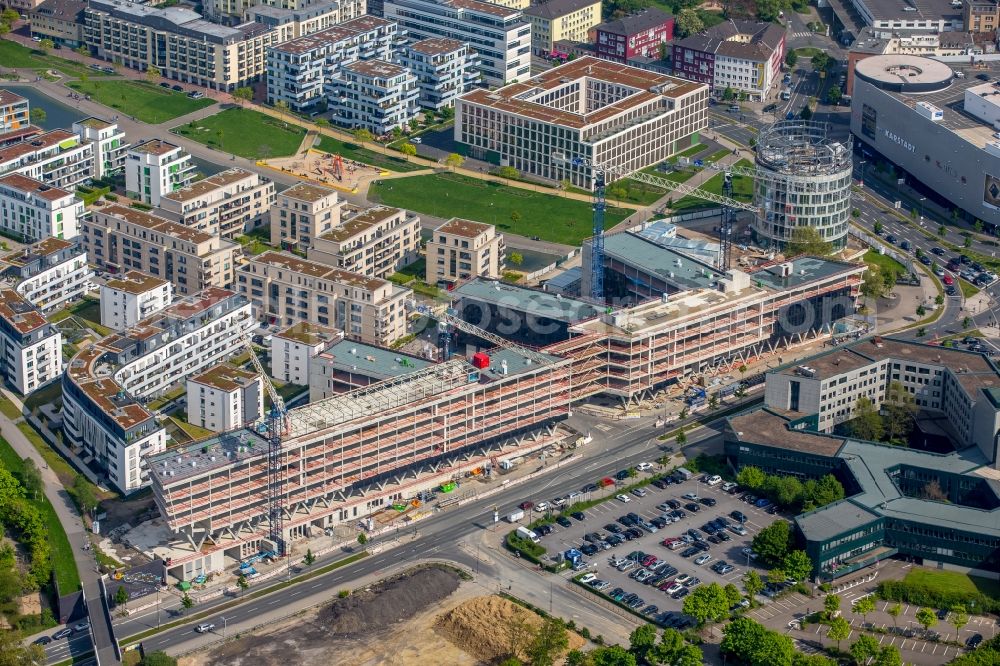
<box><xmin>0</xmin><ymin>173</ymin><xmax>83</xmax><ymax>242</ymax></box>
<box><xmin>270</xmin><ymin>321</ymin><xmax>342</xmax><ymax>385</ymax></box>
<box><xmin>186</xmin><ymin>364</ymin><xmax>263</xmax><ymax>432</ymax></box>
<box><xmin>269</xmin><ymin>181</ymin><xmax>343</xmax><ymax>251</ymax></box>
<box><xmin>83</xmin><ymin>0</ymin><xmax>340</xmax><ymax>92</ymax></box>
<box><xmin>398</xmin><ymin>38</ymin><xmax>479</xmax><ymax>110</ymax></box>
<box><xmin>238</xmin><ymin>251</ymin><xmax>411</xmax><ymax>345</ymax></box>
<box><xmin>384</xmin><ymin>0</ymin><xmax>532</xmax><ymax>87</ymax></box>
<box><xmin>329</xmin><ymin>59</ymin><xmax>420</xmax><ymax>135</ymax></box>
<box><xmin>426</xmin><ymin>217</ymin><xmax>504</xmax><ymax>285</ymax></box>
<box><xmin>126</xmin><ymin>140</ymin><xmax>196</xmax><ymax>207</ymax></box>
<box><xmin>266</xmin><ymin>16</ymin><xmax>405</xmax><ymax>112</ymax></box>
<box><xmin>456</xmin><ymin>57</ymin><xmax>708</xmax><ymax>188</ymax></box>
<box><xmin>158</xmin><ymin>168</ymin><xmax>275</xmax><ymax>239</ymax></box>
<box><xmin>307</xmin><ymin>205</ymin><xmax>420</xmax><ymax>279</ymax></box>
<box><xmin>72</xmin><ymin>117</ymin><xmax>129</xmax><ymax>180</ymax></box>
<box><xmin>0</xmin><ymin>129</ymin><xmax>95</xmax><ymax>192</ymax></box>
<box><xmin>0</xmin><ymin>289</ymin><xmax>62</xmax><ymax>395</ymax></box>
<box><xmin>0</xmin><ymin>90</ymin><xmax>35</xmax><ymax>146</ymax></box>
<box><xmin>100</xmin><ymin>270</ymin><xmax>174</xmax><ymax>331</ymax></box>
<box><xmin>83</xmin><ymin>205</ymin><xmax>241</xmax><ymax>296</ymax></box>
<box><xmin>1</xmin><ymin>238</ymin><xmax>92</xmax><ymax>312</ymax></box>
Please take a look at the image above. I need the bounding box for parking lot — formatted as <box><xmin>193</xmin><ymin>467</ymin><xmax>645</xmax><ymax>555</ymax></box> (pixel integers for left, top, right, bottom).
<box><xmin>523</xmin><ymin>470</ymin><xmax>782</xmax><ymax>625</ymax></box>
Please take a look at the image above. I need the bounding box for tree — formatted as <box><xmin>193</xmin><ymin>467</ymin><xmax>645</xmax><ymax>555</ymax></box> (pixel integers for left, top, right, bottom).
<box><xmin>850</xmin><ymin>634</ymin><xmax>880</xmax><ymax>666</ymax></box>
<box><xmin>509</xmin><ymin>211</ymin><xmax>521</xmax><ymax>228</ymax></box>
<box><xmin>852</xmin><ymin>596</ymin><xmax>875</xmax><ymax>627</ymax></box>
<box><xmin>786</xmin><ymin>226</ymin><xmax>832</xmax><ymax>257</ymax></box>
<box><xmin>566</xmin><ymin>651</ymin><xmax>592</xmax><ymax>666</ymax></box>
<box><xmin>948</xmin><ymin>604</ymin><xmax>969</xmax><ymax>635</ymax></box>
<box><xmin>274</xmin><ymin>100</ymin><xmax>291</xmax><ymax>125</ymax></box>
<box><xmin>742</xmin><ymin>570</ymin><xmax>764</xmax><ymax>604</ymax></box>
<box><xmin>237</xmin><ymin>573</ymin><xmax>249</xmax><ymax>597</ymax></box>
<box><xmin>849</xmin><ymin>397</ymin><xmax>884</xmax><ymax>442</ymax></box>
<box><xmin>708</xmin><ymin>394</ymin><xmax>719</xmax><ymax>410</ymax></box>
<box><xmin>628</xmin><ymin>624</ymin><xmax>657</xmax><ymax>664</ymax></box>
<box><xmin>445</xmin><ymin>152</ymin><xmax>465</xmax><ymax>170</ymax></box>
<box><xmin>736</xmin><ymin>466</ymin><xmax>766</xmax><ymax>490</ymax></box>
<box><xmin>559</xmin><ymin>178</ymin><xmax>571</xmax><ymax>195</ymax></box>
<box><xmin>72</xmin><ymin>474</ymin><xmax>98</xmax><ymax>515</ymax></box>
<box><xmin>145</xmin><ymin>65</ymin><xmax>161</xmax><ymax>84</ymax></box>
<box><xmin>824</xmin><ymin>593</ymin><xmax>842</xmax><ymax>617</ymax></box>
<box><xmin>29</xmin><ymin>108</ymin><xmax>46</xmax><ymax>126</ymax></box>
<box><xmin>827</xmin><ymin>616</ymin><xmax>851</xmax><ymax>651</ymax></box>
<box><xmin>352</xmin><ymin>127</ymin><xmax>373</xmax><ymax>147</ymax></box>
<box><xmin>812</xmin><ymin>52</ymin><xmax>832</xmax><ymax>72</ymax></box>
<box><xmin>873</xmin><ymin>646</ymin><xmax>902</xmax><ymax>666</ymax></box>
<box><xmin>752</xmin><ymin>520</ymin><xmax>792</xmax><ymax>567</ymax></box>
<box><xmin>722</xmin><ymin>86</ymin><xmax>736</xmax><ymax>101</ymax></box>
<box><xmin>0</xmin><ymin>630</ymin><xmax>45</xmax><ymax>665</ymax></box>
<box><xmin>767</xmin><ymin>568</ymin><xmax>786</xmax><ymax>587</ymax></box>
<box><xmin>782</xmin><ymin>550</ymin><xmax>812</xmax><ymax>582</ymax></box>
<box><xmin>37</xmin><ymin>38</ymin><xmax>54</xmax><ymax>54</ymax></box>
<box><xmin>935</xmin><ymin>294</ymin><xmax>944</xmax><ymax>305</ymax></box>
<box><xmin>756</xmin><ymin>0</ymin><xmax>783</xmax><ymax>21</ymax></box>
<box><xmin>916</xmin><ymin>304</ymin><xmax>926</xmax><ymax>317</ymax></box>
<box><xmin>724</xmin><ymin>583</ymin><xmax>743</xmax><ymax>608</ymax></box>
<box><xmin>884</xmin><ymin>380</ymin><xmax>916</xmax><ymax>442</ymax></box>
<box><xmin>527</xmin><ymin>617</ymin><xmax>569</xmax><ymax>666</ymax></box>
<box><xmin>886</xmin><ymin>603</ymin><xmax>902</xmax><ymax>631</ymax></box>
<box><xmin>589</xmin><ymin>645</ymin><xmax>637</xmax><ymax>666</ymax></box>
<box><xmin>675</xmin><ymin>9</ymin><xmax>704</xmax><ymax>37</ymax></box>
<box><xmin>357</xmin><ymin>532</ymin><xmax>368</xmax><ymax>545</ymax></box>
<box><xmin>721</xmin><ymin>617</ymin><xmax>795</xmax><ymax>666</ymax></box>
<box><xmin>826</xmin><ymin>86</ymin><xmax>842</xmax><ymax>105</ymax></box>
<box><xmin>115</xmin><ymin>584</ymin><xmax>129</xmax><ymax>608</ymax></box>
<box><xmin>76</xmin><ymin>45</ymin><xmax>89</xmax><ymax>57</ymax></box>
<box><xmin>915</xmin><ymin>606</ymin><xmax>937</xmax><ymax>634</ymax></box>
<box><xmin>861</xmin><ymin>265</ymin><xmax>888</xmax><ymax>300</ymax></box>
<box><xmin>139</xmin><ymin>652</ymin><xmax>178</xmax><ymax>666</ymax></box>
<box><xmin>509</xmin><ymin>252</ymin><xmax>524</xmax><ymax>266</ymax></box>
<box><xmin>304</xmin><ymin>548</ymin><xmax>315</xmax><ymax>565</ymax></box>
<box><xmin>400</xmin><ymin>142</ymin><xmax>417</xmax><ymax>161</ymax></box>
<box><xmin>766</xmin><ymin>475</ymin><xmax>803</xmax><ymax>508</ymax></box>
<box><xmin>180</xmin><ymin>592</ymin><xmax>194</xmax><ymax>612</ymax></box>
<box><xmin>786</xmin><ymin>50</ymin><xmax>798</xmax><ymax>68</ymax></box>
<box><xmin>675</xmin><ymin>426</ymin><xmax>687</xmax><ymax>447</ymax></box>
<box><xmin>938</xmin><ymin>224</ymin><xmax>947</xmax><ymax>237</ymax></box>
<box><xmin>315</xmin><ymin>118</ymin><xmax>330</xmax><ymax>128</ymax></box>
<box><xmin>232</xmin><ymin>87</ymin><xmax>253</xmax><ymax>107</ymax></box>
<box><xmin>497</xmin><ymin>165</ymin><xmax>519</xmax><ymax>182</ymax></box>
<box><xmin>672</xmin><ymin>645</ymin><xmax>703</xmax><ymax>666</ymax></box>
<box><xmin>682</xmin><ymin>582</ymin><xmax>731</xmax><ymax>625</ymax></box>
<box><xmin>963</xmin><ymin>316</ymin><xmax>973</xmax><ymax>329</ymax></box>
<box><xmin>20</xmin><ymin>457</ymin><xmax>42</xmax><ymax>500</ymax></box>
<box><xmin>800</xmin><ymin>104</ymin><xmax>813</xmax><ymax>120</ymax></box>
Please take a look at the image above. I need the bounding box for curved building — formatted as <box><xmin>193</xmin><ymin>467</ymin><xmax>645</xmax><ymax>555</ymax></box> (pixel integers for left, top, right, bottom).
<box><xmin>751</xmin><ymin>120</ymin><xmax>853</xmax><ymax>250</ymax></box>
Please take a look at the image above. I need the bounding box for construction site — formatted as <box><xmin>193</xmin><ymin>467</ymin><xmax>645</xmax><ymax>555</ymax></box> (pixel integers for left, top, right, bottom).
<box><xmin>266</xmin><ymin>147</ymin><xmax>386</xmax><ymax>193</ymax></box>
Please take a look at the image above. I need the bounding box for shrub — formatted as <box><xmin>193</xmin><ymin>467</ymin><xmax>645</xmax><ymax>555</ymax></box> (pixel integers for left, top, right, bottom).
<box><xmin>338</xmin><ymin>590</ymin><xmax>350</xmax><ymax>598</ymax></box>
<box><xmin>877</xmin><ymin>579</ymin><xmax>1000</xmax><ymax>613</ymax></box>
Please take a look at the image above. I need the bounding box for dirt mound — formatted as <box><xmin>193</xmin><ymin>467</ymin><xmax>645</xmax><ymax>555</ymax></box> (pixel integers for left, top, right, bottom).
<box><xmin>320</xmin><ymin>565</ymin><xmax>461</xmax><ymax>636</ymax></box>
<box><xmin>436</xmin><ymin>595</ymin><xmax>584</xmax><ymax>663</ymax></box>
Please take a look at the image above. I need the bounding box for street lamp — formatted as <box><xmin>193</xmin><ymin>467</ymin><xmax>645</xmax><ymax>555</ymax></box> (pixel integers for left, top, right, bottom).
<box><xmin>858</xmin><ymin>160</ymin><xmax>867</xmax><ymax>188</ymax></box>
<box><xmin>222</xmin><ymin>616</ymin><xmax>228</xmax><ymax>638</ymax></box>
<box><xmin>919</xmin><ymin>197</ymin><xmax>927</xmax><ymax>223</ymax></box>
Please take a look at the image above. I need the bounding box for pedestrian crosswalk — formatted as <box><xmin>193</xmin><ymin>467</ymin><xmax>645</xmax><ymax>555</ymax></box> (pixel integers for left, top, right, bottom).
<box><xmin>791</xmin><ymin>31</ymin><xmax>813</xmax><ymax>38</ymax></box>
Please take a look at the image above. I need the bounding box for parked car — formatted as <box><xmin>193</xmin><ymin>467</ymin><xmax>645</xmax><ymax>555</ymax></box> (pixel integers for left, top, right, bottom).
<box><xmin>631</xmin><ymin>487</ymin><xmax>647</xmax><ymax>498</ymax></box>
<box><xmin>698</xmin><ymin>497</ymin><xmax>717</xmax><ymax>507</ymax></box>
<box><xmin>616</xmin><ymin>493</ymin><xmax>631</xmax><ymax>503</ymax></box>
<box><xmin>571</xmin><ymin>511</ymin><xmax>586</xmax><ymax>521</ymax></box>
<box><xmin>53</xmin><ymin>628</ymin><xmax>72</xmax><ymax>640</ymax></box>
<box><xmin>72</xmin><ymin>622</ymin><xmax>90</xmax><ymax>633</ymax></box>
<box><xmin>32</xmin><ymin>636</ymin><xmax>52</xmax><ymax>646</ymax></box>
<box><xmin>968</xmin><ymin>634</ymin><xmax>984</xmax><ymax>649</ymax></box>
<box><xmin>159</xmin><ymin>82</ymin><xmax>171</xmax><ymax>88</ymax></box>
<box><xmin>694</xmin><ymin>553</ymin><xmax>712</xmax><ymax>565</ymax></box>
<box><xmin>635</xmin><ymin>462</ymin><xmax>653</xmax><ymax>472</ymax></box>
<box><xmin>556</xmin><ymin>516</ymin><xmax>572</xmax><ymax>528</ymax></box>
<box><xmin>171</xmin><ymin>84</ymin><xmax>184</xmax><ymax>91</ymax></box>
<box><xmin>730</xmin><ymin>510</ymin><xmax>747</xmax><ymax>523</ymax></box>
<box><xmin>579</xmin><ymin>573</ymin><xmax>597</xmax><ymax>584</ymax></box>
<box><xmin>411</xmin><ymin>137</ymin><xmax>422</xmax><ymax>144</ymax></box>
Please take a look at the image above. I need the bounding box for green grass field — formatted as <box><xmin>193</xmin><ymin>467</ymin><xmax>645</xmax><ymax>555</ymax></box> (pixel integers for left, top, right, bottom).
<box><xmin>0</xmin><ymin>41</ymin><xmax>105</xmax><ymax>79</ymax></box>
<box><xmin>902</xmin><ymin>568</ymin><xmax>1000</xmax><ymax>600</ymax></box>
<box><xmin>369</xmin><ymin>172</ymin><xmax>629</xmax><ymax>245</ymax></box>
<box><xmin>0</xmin><ymin>436</ymin><xmax>80</xmax><ymax>593</ymax></box>
<box><xmin>317</xmin><ymin>135</ymin><xmax>424</xmax><ymax>172</ymax></box>
<box><xmin>670</xmin><ymin>159</ymin><xmax>755</xmax><ymax>212</ymax></box>
<box><xmin>49</xmin><ymin>298</ymin><xmax>112</xmax><ymax>336</ymax></box>
<box><xmin>960</xmin><ymin>279</ymin><xmax>981</xmax><ymax>299</ymax></box>
<box><xmin>864</xmin><ymin>249</ymin><xmax>906</xmax><ymax>276</ymax></box>
<box><xmin>173</xmin><ymin>108</ymin><xmax>304</xmax><ymax>159</ymax></box>
<box><xmin>67</xmin><ymin>79</ymin><xmax>214</xmax><ymax>124</ymax></box>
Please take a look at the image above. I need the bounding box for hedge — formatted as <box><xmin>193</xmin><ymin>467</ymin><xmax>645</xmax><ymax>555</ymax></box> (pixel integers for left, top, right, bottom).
<box><xmin>877</xmin><ymin>579</ymin><xmax>1000</xmax><ymax>613</ymax></box>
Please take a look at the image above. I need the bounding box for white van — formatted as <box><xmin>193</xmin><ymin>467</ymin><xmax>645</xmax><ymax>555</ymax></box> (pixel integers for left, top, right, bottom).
<box><xmin>516</xmin><ymin>526</ymin><xmax>540</xmax><ymax>543</ymax></box>
<box><xmin>780</xmin><ymin>89</ymin><xmax>791</xmax><ymax>100</ymax></box>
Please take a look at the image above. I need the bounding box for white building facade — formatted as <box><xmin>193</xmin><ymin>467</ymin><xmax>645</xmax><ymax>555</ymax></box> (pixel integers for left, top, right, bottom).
<box><xmin>0</xmin><ymin>289</ymin><xmax>62</xmax><ymax>395</ymax></box>
<box><xmin>125</xmin><ymin>140</ymin><xmax>196</xmax><ymax>207</ymax></box>
<box><xmin>1</xmin><ymin>238</ymin><xmax>92</xmax><ymax>312</ymax></box>
<box><xmin>0</xmin><ymin>173</ymin><xmax>83</xmax><ymax>242</ymax></box>
<box><xmin>72</xmin><ymin>117</ymin><xmax>129</xmax><ymax>179</ymax></box>
<box><xmin>270</xmin><ymin>321</ymin><xmax>342</xmax><ymax>385</ymax></box>
<box><xmin>186</xmin><ymin>364</ymin><xmax>263</xmax><ymax>432</ymax></box>
<box><xmin>99</xmin><ymin>271</ymin><xmax>174</xmax><ymax>332</ymax></box>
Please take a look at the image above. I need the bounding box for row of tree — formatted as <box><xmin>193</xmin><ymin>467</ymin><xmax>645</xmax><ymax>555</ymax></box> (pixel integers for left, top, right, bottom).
<box><xmin>736</xmin><ymin>466</ymin><xmax>845</xmax><ymax>513</ymax></box>
<box><xmin>565</xmin><ymin>625</ymin><xmax>702</xmax><ymax>666</ymax></box>
<box><xmin>0</xmin><ymin>461</ymin><xmax>51</xmax><ymax>590</ymax></box>
<box><xmin>750</xmin><ymin>520</ymin><xmax>814</xmax><ymax>581</ymax></box>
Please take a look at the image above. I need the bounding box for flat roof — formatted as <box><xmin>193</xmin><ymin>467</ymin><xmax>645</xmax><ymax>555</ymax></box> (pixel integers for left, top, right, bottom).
<box><xmin>0</xmin><ymin>173</ymin><xmax>72</xmax><ymax>201</ymax></box>
<box><xmin>749</xmin><ymin>257</ymin><xmax>860</xmax><ymax>290</ymax></box>
<box><xmin>2</xmin><ymin>237</ymin><xmax>74</xmax><ymax>266</ymax></box>
<box><xmin>435</xmin><ymin>217</ymin><xmax>492</xmax><ymax>239</ymax></box>
<box><xmin>280</xmin><ymin>182</ymin><xmax>337</xmax><ymax>203</ymax></box>
<box><xmin>445</xmin><ymin>0</ymin><xmax>522</xmax><ymax>18</ymax></box>
<box><xmin>98</xmin><ymin>205</ymin><xmax>215</xmax><ymax>245</ymax></box>
<box><xmin>104</xmin><ymin>270</ymin><xmax>170</xmax><ymax>295</ymax></box>
<box><xmin>189</xmin><ymin>363</ymin><xmax>259</xmax><ymax>392</ymax></box>
<box><xmin>270</xmin><ymin>24</ymin><xmax>362</xmax><ymax>54</ymax></box>
<box><xmin>454</xmin><ymin>278</ymin><xmax>605</xmax><ymax>323</ymax></box>
<box><xmin>602</xmin><ymin>232</ymin><xmax>722</xmax><ymax>291</ymax></box>
<box><xmin>148</xmin><ymin>428</ymin><xmax>271</xmax><ymax>485</ymax></box>
<box><xmin>728</xmin><ymin>408</ymin><xmax>847</xmax><ymax>457</ymax></box>
<box><xmin>459</xmin><ymin>56</ymin><xmax>703</xmax><ymax>131</ymax></box>
<box><xmin>524</xmin><ymin>0</ymin><xmax>599</xmax><ymax>19</ymax></box>
<box><xmin>274</xmin><ymin>321</ymin><xmax>342</xmax><ymax>346</ymax></box>
<box><xmin>0</xmin><ymin>289</ymin><xmax>49</xmax><ymax>334</ymax></box>
<box><xmin>856</xmin><ymin>0</ymin><xmax>961</xmax><ymax>22</ymax></box>
<box><xmin>344</xmin><ymin>59</ymin><xmax>407</xmax><ymax>78</ymax></box>
<box><xmin>321</xmin><ymin>206</ymin><xmax>404</xmax><ymax>242</ymax></box>
<box><xmin>76</xmin><ymin>116</ymin><xmax>113</xmax><ymax>130</ymax></box>
<box><xmin>0</xmin><ymin>129</ymin><xmax>79</xmax><ymax>165</ymax></box>
<box><xmin>316</xmin><ymin>337</ymin><xmax>433</xmax><ymax>380</ymax></box>
<box><xmin>855</xmin><ymin>54</ymin><xmax>954</xmax><ymax>89</ymax></box>
<box><xmin>0</xmin><ymin>90</ymin><xmax>27</xmax><ymax>107</ymax></box>
<box><xmin>251</xmin><ymin>251</ymin><xmax>390</xmax><ymax>291</ymax></box>
<box><xmin>161</xmin><ymin>168</ymin><xmax>257</xmax><ymax>204</ymax></box>
<box><xmin>130</xmin><ymin>139</ymin><xmax>182</xmax><ymax>157</ymax></box>
<box><xmin>795</xmin><ymin>500</ymin><xmax>883</xmax><ymax>542</ymax></box>
<box><xmin>408</xmin><ymin>37</ymin><xmax>465</xmax><ymax>54</ymax></box>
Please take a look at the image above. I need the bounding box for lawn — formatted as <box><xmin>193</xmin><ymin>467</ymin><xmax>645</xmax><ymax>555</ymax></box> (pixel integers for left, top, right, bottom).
<box><xmin>902</xmin><ymin>568</ymin><xmax>1000</xmax><ymax>600</ymax></box>
<box><xmin>0</xmin><ymin>435</ymin><xmax>80</xmax><ymax>593</ymax></box>
<box><xmin>49</xmin><ymin>298</ymin><xmax>112</xmax><ymax>336</ymax></box>
<box><xmin>793</xmin><ymin>47</ymin><xmax>824</xmax><ymax>59</ymax></box>
<box><xmin>67</xmin><ymin>79</ymin><xmax>214</xmax><ymax>124</ymax></box>
<box><xmin>960</xmin><ymin>279</ymin><xmax>981</xmax><ymax>299</ymax></box>
<box><xmin>173</xmin><ymin>108</ymin><xmax>304</xmax><ymax>159</ymax></box>
<box><xmin>317</xmin><ymin>135</ymin><xmax>424</xmax><ymax>172</ymax></box>
<box><xmin>368</xmin><ymin>172</ymin><xmax>630</xmax><ymax>245</ymax></box>
<box><xmin>669</xmin><ymin>159</ymin><xmax>755</xmax><ymax>213</ymax></box>
<box><xmin>23</xmin><ymin>381</ymin><xmax>62</xmax><ymax>415</ymax></box>
<box><xmin>864</xmin><ymin>249</ymin><xmax>906</xmax><ymax>276</ymax></box>
<box><xmin>0</xmin><ymin>40</ymin><xmax>104</xmax><ymax>80</ymax></box>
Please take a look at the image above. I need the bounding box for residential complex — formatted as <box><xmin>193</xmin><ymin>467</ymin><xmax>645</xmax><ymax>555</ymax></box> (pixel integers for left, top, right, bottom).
<box><xmin>246</xmin><ymin>2</ymin><xmax>353</xmax><ymax>42</ymax></box>
<box><xmin>269</xmin><ymin>182</ymin><xmax>343</xmax><ymax>251</ymax></box>
<box><xmin>524</xmin><ymin>0</ymin><xmax>602</xmax><ymax>57</ymax></box>
<box><xmin>397</xmin><ymin>38</ymin><xmax>479</xmax><ymax>110</ymax></box>
<box><xmin>125</xmin><ymin>140</ymin><xmax>196</xmax><ymax>207</ymax></box>
<box><xmin>593</xmin><ymin>7</ymin><xmax>674</xmax><ymax>64</ymax></box>
<box><xmin>72</xmin><ymin>117</ymin><xmax>129</xmax><ymax>180</ymax></box>
<box><xmin>307</xmin><ymin>205</ymin><xmax>420</xmax><ymax>278</ymax></box>
<box><xmin>28</xmin><ymin>0</ymin><xmax>87</xmax><ymax>48</ymax></box>
<box><xmin>726</xmin><ymin>338</ymin><xmax>1000</xmax><ymax>581</ymax></box>
<box><xmin>238</xmin><ymin>251</ymin><xmax>411</xmax><ymax>345</ymax></box>
<box><xmin>63</xmin><ymin>288</ymin><xmax>256</xmax><ymax>493</ymax></box>
<box><xmin>158</xmin><ymin>168</ymin><xmax>275</xmax><ymax>239</ymax></box>
<box><xmin>265</xmin><ymin>16</ymin><xmax>406</xmax><ymax>112</ymax></box>
<box><xmin>383</xmin><ymin>0</ymin><xmax>532</xmax><ymax>87</ymax></box>
<box><xmin>1</xmin><ymin>238</ymin><xmax>92</xmax><ymax>312</ymax></box>
<box><xmin>850</xmin><ymin>55</ymin><xmax>1000</xmax><ymax>228</ymax></box>
<box><xmin>964</xmin><ymin>0</ymin><xmax>1000</xmax><ymax>33</ymax></box>
<box><xmin>671</xmin><ymin>20</ymin><xmax>785</xmax><ymax>102</ymax></box>
<box><xmin>99</xmin><ymin>271</ymin><xmax>174</xmax><ymax>332</ymax></box>
<box><xmin>0</xmin><ymin>289</ymin><xmax>62</xmax><ymax>395</ymax></box>
<box><xmin>271</xmin><ymin>321</ymin><xmax>342</xmax><ymax>385</ymax></box>
<box><xmin>186</xmin><ymin>364</ymin><xmax>263</xmax><ymax>433</ymax></box>
<box><xmin>0</xmin><ymin>173</ymin><xmax>82</xmax><ymax>242</ymax></box>
<box><xmin>455</xmin><ymin>57</ymin><xmax>708</xmax><ymax>188</ymax></box>
<box><xmin>425</xmin><ymin>217</ymin><xmax>504</xmax><ymax>286</ymax></box>
<box><xmin>0</xmin><ymin>91</ymin><xmax>36</xmax><ymax>147</ymax></box>
<box><xmin>0</xmin><ymin>129</ymin><xmax>95</xmax><ymax>192</ymax></box>
<box><xmin>83</xmin><ymin>205</ymin><xmax>241</xmax><ymax>295</ymax></box>
<box><xmin>329</xmin><ymin>59</ymin><xmax>420</xmax><ymax>134</ymax></box>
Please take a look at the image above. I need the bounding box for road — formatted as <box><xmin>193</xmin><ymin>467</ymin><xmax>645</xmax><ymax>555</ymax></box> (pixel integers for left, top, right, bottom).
<box><xmin>105</xmin><ymin>414</ymin><xmax>726</xmax><ymax>659</ymax></box>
